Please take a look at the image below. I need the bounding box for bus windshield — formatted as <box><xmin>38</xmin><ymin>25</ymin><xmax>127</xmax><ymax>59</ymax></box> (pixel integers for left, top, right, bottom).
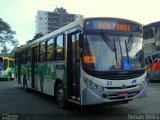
<box><xmin>82</xmin><ymin>33</ymin><xmax>145</xmax><ymax>71</ymax></box>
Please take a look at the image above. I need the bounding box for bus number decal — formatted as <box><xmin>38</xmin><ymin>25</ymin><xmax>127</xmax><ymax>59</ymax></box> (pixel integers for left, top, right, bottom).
<box><xmin>106</xmin><ymin>81</ymin><xmax>112</xmax><ymax>86</ymax></box>
<box><xmin>83</xmin><ymin>56</ymin><xmax>96</xmax><ymax>63</ymax></box>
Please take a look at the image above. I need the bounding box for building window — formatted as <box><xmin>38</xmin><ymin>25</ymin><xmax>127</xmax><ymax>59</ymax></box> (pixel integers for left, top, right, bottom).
<box><xmin>39</xmin><ymin>17</ymin><xmax>43</xmax><ymax>20</ymax></box>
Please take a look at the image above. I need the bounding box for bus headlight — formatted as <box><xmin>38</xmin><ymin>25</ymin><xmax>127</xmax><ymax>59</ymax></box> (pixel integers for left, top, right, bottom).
<box><xmin>141</xmin><ymin>81</ymin><xmax>145</xmax><ymax>86</ymax></box>
<box><xmin>83</xmin><ymin>77</ymin><xmax>104</xmax><ymax>92</ymax></box>
<box><xmin>138</xmin><ymin>81</ymin><xmax>146</xmax><ymax>89</ymax></box>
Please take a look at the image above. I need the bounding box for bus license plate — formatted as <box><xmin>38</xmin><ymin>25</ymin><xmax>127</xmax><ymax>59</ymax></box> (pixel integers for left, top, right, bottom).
<box><xmin>118</xmin><ymin>92</ymin><xmax>128</xmax><ymax>97</ymax></box>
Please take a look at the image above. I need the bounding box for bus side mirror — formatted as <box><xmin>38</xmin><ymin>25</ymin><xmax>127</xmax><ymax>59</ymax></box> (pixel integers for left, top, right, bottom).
<box><xmin>79</xmin><ymin>33</ymin><xmax>84</xmax><ymax>48</ymax></box>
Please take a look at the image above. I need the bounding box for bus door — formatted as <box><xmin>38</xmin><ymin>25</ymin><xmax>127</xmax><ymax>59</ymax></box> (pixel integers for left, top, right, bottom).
<box><xmin>67</xmin><ymin>32</ymin><xmax>80</xmax><ymax>103</ymax></box>
<box><xmin>31</xmin><ymin>46</ymin><xmax>38</xmax><ymax>89</ymax></box>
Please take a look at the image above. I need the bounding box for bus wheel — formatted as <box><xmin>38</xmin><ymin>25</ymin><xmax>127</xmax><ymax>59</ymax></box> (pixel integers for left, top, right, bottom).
<box><xmin>55</xmin><ymin>83</ymin><xmax>67</xmax><ymax>108</ymax></box>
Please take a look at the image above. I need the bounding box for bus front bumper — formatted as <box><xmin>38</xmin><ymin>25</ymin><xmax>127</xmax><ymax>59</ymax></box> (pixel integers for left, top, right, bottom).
<box><xmin>81</xmin><ymin>80</ymin><xmax>147</xmax><ymax>105</ymax></box>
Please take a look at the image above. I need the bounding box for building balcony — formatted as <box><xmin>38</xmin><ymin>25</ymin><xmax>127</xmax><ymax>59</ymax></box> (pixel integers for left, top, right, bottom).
<box><xmin>48</xmin><ymin>21</ymin><xmax>59</xmax><ymax>24</ymax></box>
<box><xmin>48</xmin><ymin>26</ymin><xmax>60</xmax><ymax>29</ymax></box>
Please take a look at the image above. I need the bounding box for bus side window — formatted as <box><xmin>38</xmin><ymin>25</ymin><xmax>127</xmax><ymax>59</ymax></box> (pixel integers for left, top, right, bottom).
<box><xmin>15</xmin><ymin>54</ymin><xmax>17</xmax><ymax>65</ymax></box>
<box><xmin>46</xmin><ymin>38</ymin><xmax>54</xmax><ymax>62</ymax></box>
<box><xmin>55</xmin><ymin>35</ymin><xmax>64</xmax><ymax>61</ymax></box>
<box><xmin>27</xmin><ymin>48</ymin><xmax>32</xmax><ymax>63</ymax></box>
<box><xmin>9</xmin><ymin>60</ymin><xmax>14</xmax><ymax>68</ymax></box>
<box><xmin>3</xmin><ymin>59</ymin><xmax>8</xmax><ymax>71</ymax></box>
<box><xmin>21</xmin><ymin>50</ymin><xmax>27</xmax><ymax>64</ymax></box>
<box><xmin>39</xmin><ymin>41</ymin><xmax>46</xmax><ymax>62</ymax></box>
<box><xmin>0</xmin><ymin>58</ymin><xmax>3</xmax><ymax>70</ymax></box>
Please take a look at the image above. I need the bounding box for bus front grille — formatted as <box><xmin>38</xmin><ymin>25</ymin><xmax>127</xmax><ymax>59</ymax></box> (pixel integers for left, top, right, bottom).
<box><xmin>102</xmin><ymin>91</ymin><xmax>139</xmax><ymax>100</ymax></box>
<box><xmin>105</xmin><ymin>85</ymin><xmax>137</xmax><ymax>90</ymax></box>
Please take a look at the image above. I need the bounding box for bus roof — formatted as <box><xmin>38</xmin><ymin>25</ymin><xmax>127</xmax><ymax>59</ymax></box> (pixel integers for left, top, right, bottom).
<box><xmin>83</xmin><ymin>17</ymin><xmax>142</xmax><ymax>26</ymax></box>
<box><xmin>15</xmin><ymin>17</ymin><xmax>142</xmax><ymax>53</ymax></box>
<box><xmin>144</xmin><ymin>21</ymin><xmax>160</xmax><ymax>30</ymax></box>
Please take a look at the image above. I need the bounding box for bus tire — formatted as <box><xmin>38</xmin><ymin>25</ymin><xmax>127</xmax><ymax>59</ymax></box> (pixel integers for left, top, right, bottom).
<box><xmin>23</xmin><ymin>76</ymin><xmax>29</xmax><ymax>92</ymax></box>
<box><xmin>55</xmin><ymin>83</ymin><xmax>68</xmax><ymax>108</ymax></box>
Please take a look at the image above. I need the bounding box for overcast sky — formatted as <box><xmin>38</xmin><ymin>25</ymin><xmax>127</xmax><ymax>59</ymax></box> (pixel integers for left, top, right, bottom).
<box><xmin>0</xmin><ymin>0</ymin><xmax>160</xmax><ymax>45</ymax></box>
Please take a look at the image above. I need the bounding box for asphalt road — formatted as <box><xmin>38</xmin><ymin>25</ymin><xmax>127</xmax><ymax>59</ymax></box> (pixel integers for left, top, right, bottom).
<box><xmin>0</xmin><ymin>80</ymin><xmax>160</xmax><ymax>120</ymax></box>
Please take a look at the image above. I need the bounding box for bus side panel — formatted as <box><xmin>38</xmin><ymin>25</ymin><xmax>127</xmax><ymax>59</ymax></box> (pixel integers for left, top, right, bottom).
<box><xmin>36</xmin><ymin>62</ymin><xmax>60</xmax><ymax>96</ymax></box>
<box><xmin>21</xmin><ymin>64</ymin><xmax>31</xmax><ymax>87</ymax></box>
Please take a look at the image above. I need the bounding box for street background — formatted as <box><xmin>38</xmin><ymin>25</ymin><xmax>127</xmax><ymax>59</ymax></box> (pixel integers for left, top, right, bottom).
<box><xmin>0</xmin><ymin>80</ymin><xmax>160</xmax><ymax>120</ymax></box>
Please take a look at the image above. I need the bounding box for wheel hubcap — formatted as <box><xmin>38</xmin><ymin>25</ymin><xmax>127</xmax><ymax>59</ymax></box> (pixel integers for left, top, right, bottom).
<box><xmin>58</xmin><ymin>89</ymin><xmax>64</xmax><ymax>100</ymax></box>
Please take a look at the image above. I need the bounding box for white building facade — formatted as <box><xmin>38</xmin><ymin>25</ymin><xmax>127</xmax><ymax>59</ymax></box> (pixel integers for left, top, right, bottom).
<box><xmin>36</xmin><ymin>7</ymin><xmax>83</xmax><ymax>35</ymax></box>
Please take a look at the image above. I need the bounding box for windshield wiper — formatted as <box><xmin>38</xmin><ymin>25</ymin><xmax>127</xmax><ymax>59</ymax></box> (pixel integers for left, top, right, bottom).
<box><xmin>126</xmin><ymin>34</ymin><xmax>134</xmax><ymax>52</ymax></box>
<box><xmin>101</xmin><ymin>32</ymin><xmax>114</xmax><ymax>52</ymax></box>
<box><xmin>113</xmin><ymin>38</ymin><xmax>118</xmax><ymax>64</ymax></box>
<box><xmin>125</xmin><ymin>40</ymin><xmax>129</xmax><ymax>60</ymax></box>
<box><xmin>125</xmin><ymin>35</ymin><xmax>134</xmax><ymax>61</ymax></box>
<box><xmin>118</xmin><ymin>36</ymin><xmax>123</xmax><ymax>69</ymax></box>
<box><xmin>101</xmin><ymin>33</ymin><xmax>118</xmax><ymax>67</ymax></box>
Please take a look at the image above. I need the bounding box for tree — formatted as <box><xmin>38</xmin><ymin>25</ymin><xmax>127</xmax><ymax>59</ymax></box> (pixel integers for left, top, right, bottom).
<box><xmin>27</xmin><ymin>33</ymin><xmax>44</xmax><ymax>44</ymax></box>
<box><xmin>0</xmin><ymin>18</ymin><xmax>10</xmax><ymax>31</ymax></box>
<box><xmin>33</xmin><ymin>33</ymin><xmax>44</xmax><ymax>40</ymax></box>
<box><xmin>0</xmin><ymin>18</ymin><xmax>18</xmax><ymax>53</ymax></box>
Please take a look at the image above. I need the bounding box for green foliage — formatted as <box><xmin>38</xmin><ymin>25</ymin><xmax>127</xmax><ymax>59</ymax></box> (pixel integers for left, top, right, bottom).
<box><xmin>0</xmin><ymin>18</ymin><xmax>18</xmax><ymax>53</ymax></box>
<box><xmin>27</xmin><ymin>33</ymin><xmax>44</xmax><ymax>44</ymax></box>
<box><xmin>1</xmin><ymin>46</ymin><xmax>9</xmax><ymax>54</ymax></box>
<box><xmin>33</xmin><ymin>33</ymin><xmax>44</xmax><ymax>40</ymax></box>
<box><xmin>0</xmin><ymin>18</ymin><xmax>11</xmax><ymax>32</ymax></box>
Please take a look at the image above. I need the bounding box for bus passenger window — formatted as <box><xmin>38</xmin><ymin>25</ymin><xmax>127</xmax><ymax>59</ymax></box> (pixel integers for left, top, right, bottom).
<box><xmin>56</xmin><ymin>35</ymin><xmax>64</xmax><ymax>61</ymax></box>
<box><xmin>21</xmin><ymin>50</ymin><xmax>27</xmax><ymax>64</ymax></box>
<box><xmin>0</xmin><ymin>58</ymin><xmax>3</xmax><ymax>70</ymax></box>
<box><xmin>3</xmin><ymin>59</ymin><xmax>8</xmax><ymax>71</ymax></box>
<box><xmin>39</xmin><ymin>42</ymin><xmax>46</xmax><ymax>62</ymax></box>
<box><xmin>46</xmin><ymin>38</ymin><xmax>54</xmax><ymax>62</ymax></box>
<box><xmin>9</xmin><ymin>60</ymin><xmax>14</xmax><ymax>68</ymax></box>
<box><xmin>27</xmin><ymin>48</ymin><xmax>32</xmax><ymax>63</ymax></box>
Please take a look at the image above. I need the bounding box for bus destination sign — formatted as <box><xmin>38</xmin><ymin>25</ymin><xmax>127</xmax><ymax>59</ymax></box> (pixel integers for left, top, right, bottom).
<box><xmin>85</xmin><ymin>19</ymin><xmax>142</xmax><ymax>33</ymax></box>
<box><xmin>98</xmin><ymin>22</ymin><xmax>131</xmax><ymax>32</ymax></box>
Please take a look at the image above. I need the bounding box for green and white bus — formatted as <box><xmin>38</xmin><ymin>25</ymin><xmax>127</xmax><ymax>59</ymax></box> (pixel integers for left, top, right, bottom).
<box><xmin>15</xmin><ymin>17</ymin><xmax>147</xmax><ymax>108</ymax></box>
<box><xmin>0</xmin><ymin>57</ymin><xmax>14</xmax><ymax>80</ymax></box>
